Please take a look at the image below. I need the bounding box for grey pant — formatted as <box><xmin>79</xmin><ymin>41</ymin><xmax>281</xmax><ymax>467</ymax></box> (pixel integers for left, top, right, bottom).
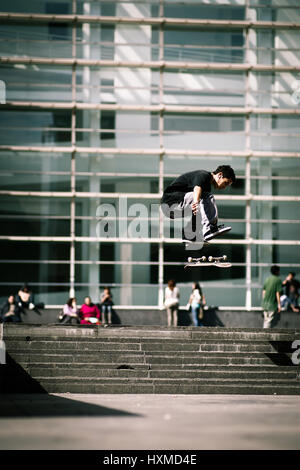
<box><xmin>162</xmin><ymin>192</ymin><xmax>218</xmax><ymax>240</ymax></box>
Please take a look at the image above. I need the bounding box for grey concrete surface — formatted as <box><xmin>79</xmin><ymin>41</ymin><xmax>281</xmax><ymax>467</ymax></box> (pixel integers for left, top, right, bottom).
<box><xmin>0</xmin><ymin>394</ymin><xmax>299</xmax><ymax>450</ymax></box>
<box><xmin>17</xmin><ymin>307</ymin><xmax>300</xmax><ymax>328</ymax></box>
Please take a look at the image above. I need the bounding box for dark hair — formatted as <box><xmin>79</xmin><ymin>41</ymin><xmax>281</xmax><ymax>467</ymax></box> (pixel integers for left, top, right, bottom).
<box><xmin>67</xmin><ymin>297</ymin><xmax>76</xmax><ymax>307</ymax></box>
<box><xmin>271</xmin><ymin>265</ymin><xmax>280</xmax><ymax>275</ymax></box>
<box><xmin>103</xmin><ymin>286</ymin><xmax>111</xmax><ymax>294</ymax></box>
<box><xmin>213</xmin><ymin>165</ymin><xmax>236</xmax><ymax>184</ymax></box>
<box><xmin>21</xmin><ymin>284</ymin><xmax>30</xmax><ymax>293</ymax></box>
<box><xmin>288</xmin><ymin>272</ymin><xmax>295</xmax><ymax>278</ymax></box>
<box><xmin>168</xmin><ymin>279</ymin><xmax>176</xmax><ymax>288</ymax></box>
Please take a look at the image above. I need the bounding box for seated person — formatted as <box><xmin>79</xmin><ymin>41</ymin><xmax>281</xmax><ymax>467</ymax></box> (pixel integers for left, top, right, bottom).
<box><xmin>59</xmin><ymin>297</ymin><xmax>80</xmax><ymax>324</ymax></box>
<box><xmin>0</xmin><ymin>295</ymin><xmax>21</xmax><ymax>323</ymax></box>
<box><xmin>280</xmin><ymin>272</ymin><xmax>300</xmax><ymax>312</ymax></box>
<box><xmin>79</xmin><ymin>296</ymin><xmax>101</xmax><ymax>325</ymax></box>
<box><xmin>16</xmin><ymin>284</ymin><xmax>34</xmax><ymax>311</ymax></box>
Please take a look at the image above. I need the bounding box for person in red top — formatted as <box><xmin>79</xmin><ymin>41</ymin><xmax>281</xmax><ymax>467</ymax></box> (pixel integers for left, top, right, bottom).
<box><xmin>79</xmin><ymin>296</ymin><xmax>101</xmax><ymax>325</ymax></box>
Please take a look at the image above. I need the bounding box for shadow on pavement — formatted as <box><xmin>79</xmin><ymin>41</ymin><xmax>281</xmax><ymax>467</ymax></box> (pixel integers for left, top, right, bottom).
<box><xmin>0</xmin><ymin>394</ymin><xmax>142</xmax><ymax>418</ymax></box>
<box><xmin>0</xmin><ymin>355</ymin><xmax>142</xmax><ymax>419</ymax></box>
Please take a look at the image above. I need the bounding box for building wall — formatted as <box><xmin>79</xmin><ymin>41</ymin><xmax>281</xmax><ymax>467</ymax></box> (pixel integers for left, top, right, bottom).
<box><xmin>0</xmin><ymin>0</ymin><xmax>300</xmax><ymax>309</ymax></box>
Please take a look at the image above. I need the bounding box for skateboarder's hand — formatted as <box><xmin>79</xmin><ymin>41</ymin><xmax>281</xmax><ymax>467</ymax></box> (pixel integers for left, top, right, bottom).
<box><xmin>191</xmin><ymin>201</ymin><xmax>199</xmax><ymax>215</ymax></box>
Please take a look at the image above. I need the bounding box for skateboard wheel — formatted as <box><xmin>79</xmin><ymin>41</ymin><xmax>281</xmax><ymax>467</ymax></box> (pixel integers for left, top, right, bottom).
<box><xmin>201</xmin><ymin>256</ymin><xmax>207</xmax><ymax>262</ymax></box>
<box><xmin>223</xmin><ymin>255</ymin><xmax>227</xmax><ymax>261</ymax></box>
<box><xmin>208</xmin><ymin>256</ymin><xmax>213</xmax><ymax>262</ymax></box>
<box><xmin>188</xmin><ymin>257</ymin><xmax>192</xmax><ymax>263</ymax></box>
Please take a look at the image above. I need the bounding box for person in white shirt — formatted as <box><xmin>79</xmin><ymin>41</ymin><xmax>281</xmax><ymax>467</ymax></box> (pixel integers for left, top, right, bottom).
<box><xmin>188</xmin><ymin>282</ymin><xmax>206</xmax><ymax>326</ymax></box>
<box><xmin>164</xmin><ymin>279</ymin><xmax>180</xmax><ymax>327</ymax></box>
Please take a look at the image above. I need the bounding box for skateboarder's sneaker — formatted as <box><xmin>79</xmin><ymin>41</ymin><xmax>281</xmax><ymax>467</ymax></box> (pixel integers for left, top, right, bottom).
<box><xmin>203</xmin><ymin>224</ymin><xmax>231</xmax><ymax>242</ymax></box>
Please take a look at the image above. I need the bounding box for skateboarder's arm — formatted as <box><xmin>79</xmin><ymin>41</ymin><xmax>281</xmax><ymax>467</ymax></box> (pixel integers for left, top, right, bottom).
<box><xmin>191</xmin><ymin>186</ymin><xmax>202</xmax><ymax>215</ymax></box>
<box><xmin>193</xmin><ymin>185</ymin><xmax>202</xmax><ymax>202</ymax></box>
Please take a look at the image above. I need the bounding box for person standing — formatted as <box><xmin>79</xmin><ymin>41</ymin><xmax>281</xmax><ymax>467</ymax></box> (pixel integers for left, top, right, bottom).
<box><xmin>188</xmin><ymin>282</ymin><xmax>206</xmax><ymax>327</ymax></box>
<box><xmin>262</xmin><ymin>266</ymin><xmax>282</xmax><ymax>329</ymax></box>
<box><xmin>100</xmin><ymin>287</ymin><xmax>114</xmax><ymax>326</ymax></box>
<box><xmin>164</xmin><ymin>280</ymin><xmax>180</xmax><ymax>327</ymax></box>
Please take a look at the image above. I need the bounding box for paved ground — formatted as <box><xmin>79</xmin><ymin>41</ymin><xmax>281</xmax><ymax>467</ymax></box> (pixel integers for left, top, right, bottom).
<box><xmin>0</xmin><ymin>394</ymin><xmax>299</xmax><ymax>450</ymax></box>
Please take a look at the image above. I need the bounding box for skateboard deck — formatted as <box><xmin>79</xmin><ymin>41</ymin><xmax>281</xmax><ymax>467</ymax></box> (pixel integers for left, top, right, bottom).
<box><xmin>184</xmin><ymin>255</ymin><xmax>232</xmax><ymax>269</ymax></box>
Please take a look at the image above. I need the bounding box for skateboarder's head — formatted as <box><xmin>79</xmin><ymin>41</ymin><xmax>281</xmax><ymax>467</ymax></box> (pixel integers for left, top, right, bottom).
<box><xmin>212</xmin><ymin>165</ymin><xmax>236</xmax><ymax>189</ymax></box>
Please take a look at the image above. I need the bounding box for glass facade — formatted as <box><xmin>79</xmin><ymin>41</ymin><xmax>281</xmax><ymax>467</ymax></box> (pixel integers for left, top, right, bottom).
<box><xmin>0</xmin><ymin>0</ymin><xmax>300</xmax><ymax>308</ymax></box>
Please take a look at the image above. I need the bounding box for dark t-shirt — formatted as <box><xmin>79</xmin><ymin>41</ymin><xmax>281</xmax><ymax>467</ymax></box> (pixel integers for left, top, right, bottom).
<box><xmin>161</xmin><ymin>170</ymin><xmax>212</xmax><ymax>207</ymax></box>
<box><xmin>283</xmin><ymin>279</ymin><xmax>300</xmax><ymax>297</ymax></box>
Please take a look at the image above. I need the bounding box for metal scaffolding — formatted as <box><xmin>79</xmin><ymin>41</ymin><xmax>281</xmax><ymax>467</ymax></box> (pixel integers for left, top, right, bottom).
<box><xmin>0</xmin><ymin>5</ymin><xmax>300</xmax><ymax>308</ymax></box>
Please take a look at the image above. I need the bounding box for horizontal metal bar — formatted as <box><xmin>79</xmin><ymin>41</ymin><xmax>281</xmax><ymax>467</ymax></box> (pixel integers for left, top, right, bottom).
<box><xmin>3</xmin><ymin>126</ymin><xmax>300</xmax><ymax>137</ymax></box>
<box><xmin>0</xmin><ymin>13</ymin><xmax>299</xmax><ymax>29</ymax></box>
<box><xmin>0</xmin><ymin>236</ymin><xmax>299</xmax><ymax>245</ymax></box>
<box><xmin>1</xmin><ymin>170</ymin><xmax>300</xmax><ymax>182</ymax></box>
<box><xmin>0</xmin><ymin>190</ymin><xmax>299</xmax><ymax>202</ymax></box>
<box><xmin>0</xmin><ymin>281</ymin><xmax>259</xmax><ymax>288</ymax></box>
<box><xmin>3</xmin><ymin>55</ymin><xmax>300</xmax><ymax>72</ymax></box>
<box><xmin>1</xmin><ymin>145</ymin><xmax>300</xmax><ymax>159</ymax></box>
<box><xmin>3</xmin><ymin>100</ymin><xmax>300</xmax><ymax>115</ymax></box>
<box><xmin>0</xmin><ymin>190</ymin><xmax>161</xmax><ymax>198</ymax></box>
<box><xmin>2</xmin><ymin>126</ymin><xmax>300</xmax><ymax>138</ymax></box>
<box><xmin>1</xmin><ymin>259</ymin><xmax>300</xmax><ymax>268</ymax></box>
<box><xmin>1</xmin><ymin>215</ymin><xmax>299</xmax><ymax>225</ymax></box>
<box><xmin>0</xmin><ymin>215</ymin><xmax>298</xmax><ymax>227</ymax></box>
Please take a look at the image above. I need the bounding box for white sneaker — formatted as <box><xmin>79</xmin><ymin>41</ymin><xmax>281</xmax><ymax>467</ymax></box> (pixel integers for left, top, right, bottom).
<box><xmin>203</xmin><ymin>225</ymin><xmax>231</xmax><ymax>242</ymax></box>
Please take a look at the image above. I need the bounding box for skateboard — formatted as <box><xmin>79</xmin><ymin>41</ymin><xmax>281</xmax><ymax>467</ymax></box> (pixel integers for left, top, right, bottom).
<box><xmin>184</xmin><ymin>255</ymin><xmax>232</xmax><ymax>269</ymax></box>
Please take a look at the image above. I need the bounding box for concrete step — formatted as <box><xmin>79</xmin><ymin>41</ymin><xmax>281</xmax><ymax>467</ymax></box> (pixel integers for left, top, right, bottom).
<box><xmin>7</xmin><ymin>361</ymin><xmax>298</xmax><ymax>373</ymax></box>
<box><xmin>4</xmin><ymin>324</ymin><xmax>300</xmax><ymax>341</ymax></box>
<box><xmin>4</xmin><ymin>339</ymin><xmax>295</xmax><ymax>353</ymax></box>
<box><xmin>6</xmin><ymin>351</ymin><xmax>297</xmax><ymax>366</ymax></box>
<box><xmin>2</xmin><ymin>325</ymin><xmax>300</xmax><ymax>395</ymax></box>
<box><xmin>3</xmin><ymin>376</ymin><xmax>300</xmax><ymax>395</ymax></box>
<box><xmin>10</xmin><ymin>367</ymin><xmax>297</xmax><ymax>381</ymax></box>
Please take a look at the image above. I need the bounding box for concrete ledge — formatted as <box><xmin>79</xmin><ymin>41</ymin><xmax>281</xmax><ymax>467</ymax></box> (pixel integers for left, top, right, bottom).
<box><xmin>12</xmin><ymin>307</ymin><xmax>300</xmax><ymax>329</ymax></box>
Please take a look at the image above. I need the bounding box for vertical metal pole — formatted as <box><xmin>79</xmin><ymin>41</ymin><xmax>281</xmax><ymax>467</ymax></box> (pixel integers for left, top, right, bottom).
<box><xmin>70</xmin><ymin>0</ymin><xmax>77</xmax><ymax>298</ymax></box>
<box><xmin>158</xmin><ymin>0</ymin><xmax>164</xmax><ymax>308</ymax></box>
<box><xmin>245</xmin><ymin>13</ymin><xmax>252</xmax><ymax>311</ymax></box>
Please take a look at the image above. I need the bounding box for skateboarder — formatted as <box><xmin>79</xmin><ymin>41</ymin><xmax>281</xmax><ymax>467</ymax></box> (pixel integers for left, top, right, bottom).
<box><xmin>160</xmin><ymin>165</ymin><xmax>236</xmax><ymax>244</ymax></box>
